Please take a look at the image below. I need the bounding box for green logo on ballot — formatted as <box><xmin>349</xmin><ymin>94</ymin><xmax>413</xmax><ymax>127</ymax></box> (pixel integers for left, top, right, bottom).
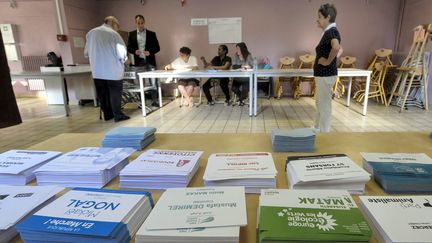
<box><xmin>277</xmin><ymin>208</ymin><xmax>338</xmax><ymax>231</ymax></box>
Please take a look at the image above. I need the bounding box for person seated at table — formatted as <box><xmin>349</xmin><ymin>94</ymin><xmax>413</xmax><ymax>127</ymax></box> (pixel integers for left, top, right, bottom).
<box><xmin>232</xmin><ymin>42</ymin><xmax>253</xmax><ymax>106</ymax></box>
<box><xmin>164</xmin><ymin>46</ymin><xmax>199</xmax><ymax>107</ymax></box>
<box><xmin>200</xmin><ymin>45</ymin><xmax>232</xmax><ymax>106</ymax></box>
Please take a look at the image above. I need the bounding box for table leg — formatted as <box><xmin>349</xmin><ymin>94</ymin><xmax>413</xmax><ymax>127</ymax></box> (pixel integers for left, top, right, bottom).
<box><xmin>362</xmin><ymin>74</ymin><xmax>370</xmax><ymax>116</ymax></box>
<box><xmin>346</xmin><ymin>77</ymin><xmax>352</xmax><ymax>107</ymax></box>
<box><xmin>250</xmin><ymin>75</ymin><xmax>255</xmax><ymax>116</ymax></box>
<box><xmin>139</xmin><ymin>77</ymin><xmax>147</xmax><ymax>116</ymax></box>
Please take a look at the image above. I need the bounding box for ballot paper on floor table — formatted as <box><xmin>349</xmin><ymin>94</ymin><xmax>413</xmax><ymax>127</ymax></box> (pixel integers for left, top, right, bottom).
<box><xmin>120</xmin><ymin>149</ymin><xmax>203</xmax><ymax>189</ymax></box>
<box><xmin>16</xmin><ymin>187</ymin><xmax>153</xmax><ymax>243</ymax></box>
<box><xmin>203</xmin><ymin>152</ymin><xmax>277</xmax><ymax>193</ymax></box>
<box><xmin>0</xmin><ymin>150</ymin><xmax>61</xmax><ymax>185</ymax></box>
<box><xmin>34</xmin><ymin>147</ymin><xmax>135</xmax><ymax>188</ymax></box>
<box><xmin>359</xmin><ymin>195</ymin><xmax>432</xmax><ymax>243</ymax></box>
<box><xmin>144</xmin><ymin>187</ymin><xmax>247</xmax><ymax>230</ymax></box>
<box><xmin>0</xmin><ymin>185</ymin><xmax>63</xmax><ymax>243</ymax></box>
<box><xmin>286</xmin><ymin>154</ymin><xmax>370</xmax><ymax>194</ymax></box>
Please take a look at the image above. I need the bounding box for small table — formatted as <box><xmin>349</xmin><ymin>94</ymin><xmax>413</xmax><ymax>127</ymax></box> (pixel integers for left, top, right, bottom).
<box><xmin>10</xmin><ymin>67</ymin><xmax>96</xmax><ymax>116</ymax></box>
<box><xmin>253</xmin><ymin>68</ymin><xmax>372</xmax><ymax>116</ymax></box>
<box><xmin>138</xmin><ymin>70</ymin><xmax>254</xmax><ymax>116</ymax></box>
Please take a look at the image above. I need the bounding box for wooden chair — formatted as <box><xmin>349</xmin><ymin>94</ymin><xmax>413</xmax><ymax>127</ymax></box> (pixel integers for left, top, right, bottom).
<box><xmin>293</xmin><ymin>54</ymin><xmax>315</xmax><ymax>99</ymax></box>
<box><xmin>333</xmin><ymin>56</ymin><xmax>356</xmax><ymax>98</ymax></box>
<box><xmin>276</xmin><ymin>56</ymin><xmax>295</xmax><ymax>99</ymax></box>
<box><xmin>353</xmin><ymin>62</ymin><xmax>388</xmax><ymax>105</ymax></box>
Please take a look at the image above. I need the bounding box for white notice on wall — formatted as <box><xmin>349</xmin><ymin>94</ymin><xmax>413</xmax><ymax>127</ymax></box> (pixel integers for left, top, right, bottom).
<box><xmin>208</xmin><ymin>17</ymin><xmax>241</xmax><ymax>44</ymax></box>
<box><xmin>0</xmin><ymin>24</ymin><xmax>16</xmax><ymax>44</ymax></box>
<box><xmin>73</xmin><ymin>37</ymin><xmax>85</xmax><ymax>48</ymax></box>
<box><xmin>5</xmin><ymin>44</ymin><xmax>19</xmax><ymax>61</ymax></box>
<box><xmin>191</xmin><ymin>18</ymin><xmax>207</xmax><ymax>26</ymax></box>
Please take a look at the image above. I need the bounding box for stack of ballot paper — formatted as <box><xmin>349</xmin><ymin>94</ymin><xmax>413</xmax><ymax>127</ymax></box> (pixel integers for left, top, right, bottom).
<box><xmin>0</xmin><ymin>150</ymin><xmax>61</xmax><ymax>185</ymax></box>
<box><xmin>359</xmin><ymin>195</ymin><xmax>432</xmax><ymax>243</ymax></box>
<box><xmin>203</xmin><ymin>152</ymin><xmax>277</xmax><ymax>194</ymax></box>
<box><xmin>361</xmin><ymin>152</ymin><xmax>432</xmax><ymax>193</ymax></box>
<box><xmin>120</xmin><ymin>149</ymin><xmax>203</xmax><ymax>189</ymax></box>
<box><xmin>136</xmin><ymin>187</ymin><xmax>246</xmax><ymax>243</ymax></box>
<box><xmin>34</xmin><ymin>147</ymin><xmax>135</xmax><ymax>188</ymax></box>
<box><xmin>271</xmin><ymin>128</ymin><xmax>315</xmax><ymax>152</ymax></box>
<box><xmin>17</xmin><ymin>187</ymin><xmax>154</xmax><ymax>243</ymax></box>
<box><xmin>286</xmin><ymin>154</ymin><xmax>370</xmax><ymax>194</ymax></box>
<box><xmin>258</xmin><ymin>189</ymin><xmax>371</xmax><ymax>243</ymax></box>
<box><xmin>101</xmin><ymin>127</ymin><xmax>156</xmax><ymax>150</ymax></box>
<box><xmin>0</xmin><ymin>185</ymin><xmax>63</xmax><ymax>243</ymax></box>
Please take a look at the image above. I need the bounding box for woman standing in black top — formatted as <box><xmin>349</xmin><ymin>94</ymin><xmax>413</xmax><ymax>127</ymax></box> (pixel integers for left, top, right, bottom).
<box><xmin>313</xmin><ymin>3</ymin><xmax>341</xmax><ymax>132</ymax></box>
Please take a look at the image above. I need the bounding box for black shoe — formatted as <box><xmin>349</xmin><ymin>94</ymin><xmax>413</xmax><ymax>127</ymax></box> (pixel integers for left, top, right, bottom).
<box><xmin>207</xmin><ymin>101</ymin><xmax>215</xmax><ymax>106</ymax></box>
<box><xmin>104</xmin><ymin>116</ymin><xmax>114</xmax><ymax>121</ymax></box>
<box><xmin>151</xmin><ymin>101</ymin><xmax>159</xmax><ymax>107</ymax></box>
<box><xmin>114</xmin><ymin>115</ymin><xmax>130</xmax><ymax>122</ymax></box>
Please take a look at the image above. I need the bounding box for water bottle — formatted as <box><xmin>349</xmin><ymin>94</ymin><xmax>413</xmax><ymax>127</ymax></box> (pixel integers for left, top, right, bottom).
<box><xmin>253</xmin><ymin>57</ymin><xmax>258</xmax><ymax>70</ymax></box>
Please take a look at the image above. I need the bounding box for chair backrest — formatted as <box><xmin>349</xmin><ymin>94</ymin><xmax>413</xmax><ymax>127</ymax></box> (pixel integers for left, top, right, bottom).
<box><xmin>279</xmin><ymin>56</ymin><xmax>295</xmax><ymax>69</ymax></box>
<box><xmin>298</xmin><ymin>54</ymin><xmax>315</xmax><ymax>69</ymax></box>
<box><xmin>367</xmin><ymin>48</ymin><xmax>393</xmax><ymax>70</ymax></box>
<box><xmin>339</xmin><ymin>56</ymin><xmax>357</xmax><ymax>68</ymax></box>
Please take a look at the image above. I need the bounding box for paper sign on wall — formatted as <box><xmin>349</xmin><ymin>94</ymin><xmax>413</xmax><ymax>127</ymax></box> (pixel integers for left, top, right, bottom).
<box><xmin>191</xmin><ymin>18</ymin><xmax>207</xmax><ymax>26</ymax></box>
<box><xmin>73</xmin><ymin>37</ymin><xmax>85</xmax><ymax>48</ymax></box>
<box><xmin>208</xmin><ymin>17</ymin><xmax>241</xmax><ymax>44</ymax></box>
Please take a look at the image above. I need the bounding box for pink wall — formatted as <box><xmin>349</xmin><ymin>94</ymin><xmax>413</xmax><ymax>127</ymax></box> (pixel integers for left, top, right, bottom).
<box><xmin>0</xmin><ymin>0</ymin><xmax>59</xmax><ymax>72</ymax></box>
<box><xmin>97</xmin><ymin>0</ymin><xmax>401</xmax><ymax>69</ymax></box>
<box><xmin>398</xmin><ymin>0</ymin><xmax>432</xmax><ymax>104</ymax></box>
<box><xmin>63</xmin><ymin>0</ymin><xmax>100</xmax><ymax>65</ymax></box>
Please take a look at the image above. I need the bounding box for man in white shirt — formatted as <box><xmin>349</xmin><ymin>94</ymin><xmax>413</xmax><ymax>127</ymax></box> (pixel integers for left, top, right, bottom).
<box><xmin>84</xmin><ymin>16</ymin><xmax>129</xmax><ymax>122</ymax></box>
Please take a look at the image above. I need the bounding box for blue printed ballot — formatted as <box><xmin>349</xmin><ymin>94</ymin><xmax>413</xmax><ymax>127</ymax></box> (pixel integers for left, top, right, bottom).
<box><xmin>361</xmin><ymin>152</ymin><xmax>432</xmax><ymax>193</ymax></box>
<box><xmin>102</xmin><ymin>127</ymin><xmax>156</xmax><ymax>150</ymax></box>
<box><xmin>271</xmin><ymin>128</ymin><xmax>315</xmax><ymax>152</ymax></box>
<box><xmin>0</xmin><ymin>150</ymin><xmax>61</xmax><ymax>185</ymax></box>
<box><xmin>17</xmin><ymin>187</ymin><xmax>153</xmax><ymax>243</ymax></box>
<box><xmin>34</xmin><ymin>147</ymin><xmax>135</xmax><ymax>188</ymax></box>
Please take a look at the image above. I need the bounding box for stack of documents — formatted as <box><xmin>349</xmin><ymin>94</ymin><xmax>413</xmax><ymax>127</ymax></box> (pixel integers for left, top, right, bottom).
<box><xmin>286</xmin><ymin>154</ymin><xmax>370</xmax><ymax>194</ymax></box>
<box><xmin>34</xmin><ymin>147</ymin><xmax>135</xmax><ymax>188</ymax></box>
<box><xmin>101</xmin><ymin>127</ymin><xmax>156</xmax><ymax>150</ymax></box>
<box><xmin>120</xmin><ymin>149</ymin><xmax>203</xmax><ymax>189</ymax></box>
<box><xmin>203</xmin><ymin>152</ymin><xmax>277</xmax><ymax>193</ymax></box>
<box><xmin>361</xmin><ymin>152</ymin><xmax>432</xmax><ymax>193</ymax></box>
<box><xmin>258</xmin><ymin>189</ymin><xmax>371</xmax><ymax>243</ymax></box>
<box><xmin>359</xmin><ymin>195</ymin><xmax>432</xmax><ymax>243</ymax></box>
<box><xmin>0</xmin><ymin>150</ymin><xmax>61</xmax><ymax>185</ymax></box>
<box><xmin>271</xmin><ymin>128</ymin><xmax>315</xmax><ymax>152</ymax></box>
<box><xmin>0</xmin><ymin>185</ymin><xmax>63</xmax><ymax>243</ymax></box>
<box><xmin>17</xmin><ymin>187</ymin><xmax>154</xmax><ymax>243</ymax></box>
<box><xmin>136</xmin><ymin>187</ymin><xmax>246</xmax><ymax>243</ymax></box>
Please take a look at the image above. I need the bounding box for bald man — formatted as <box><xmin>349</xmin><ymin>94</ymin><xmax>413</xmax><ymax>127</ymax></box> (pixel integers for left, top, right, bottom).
<box><xmin>85</xmin><ymin>16</ymin><xmax>130</xmax><ymax>122</ymax></box>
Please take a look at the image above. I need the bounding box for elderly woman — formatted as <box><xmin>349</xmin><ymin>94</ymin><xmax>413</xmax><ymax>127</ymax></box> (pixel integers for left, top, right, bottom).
<box><xmin>313</xmin><ymin>3</ymin><xmax>342</xmax><ymax>132</ymax></box>
<box><xmin>164</xmin><ymin>46</ymin><xmax>199</xmax><ymax>107</ymax></box>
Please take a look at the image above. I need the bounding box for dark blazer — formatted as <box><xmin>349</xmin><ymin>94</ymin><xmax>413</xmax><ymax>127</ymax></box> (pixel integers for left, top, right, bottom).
<box><xmin>127</xmin><ymin>29</ymin><xmax>160</xmax><ymax>67</ymax></box>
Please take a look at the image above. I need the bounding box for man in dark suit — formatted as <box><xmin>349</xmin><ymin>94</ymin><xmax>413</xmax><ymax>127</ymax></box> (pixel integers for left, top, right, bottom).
<box><xmin>127</xmin><ymin>14</ymin><xmax>160</xmax><ymax>107</ymax></box>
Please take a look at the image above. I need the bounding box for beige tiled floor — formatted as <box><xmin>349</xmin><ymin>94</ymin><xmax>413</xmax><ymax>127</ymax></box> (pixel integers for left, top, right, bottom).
<box><xmin>1</xmin><ymin>95</ymin><xmax>432</xmax><ymax>152</ymax></box>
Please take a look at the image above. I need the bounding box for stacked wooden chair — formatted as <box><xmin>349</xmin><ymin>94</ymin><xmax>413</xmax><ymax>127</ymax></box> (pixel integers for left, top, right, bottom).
<box><xmin>388</xmin><ymin>24</ymin><xmax>432</xmax><ymax>111</ymax></box>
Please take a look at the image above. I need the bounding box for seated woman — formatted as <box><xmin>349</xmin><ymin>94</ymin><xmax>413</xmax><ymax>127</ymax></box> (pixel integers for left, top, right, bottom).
<box><xmin>164</xmin><ymin>46</ymin><xmax>199</xmax><ymax>107</ymax></box>
<box><xmin>232</xmin><ymin>42</ymin><xmax>253</xmax><ymax>106</ymax></box>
